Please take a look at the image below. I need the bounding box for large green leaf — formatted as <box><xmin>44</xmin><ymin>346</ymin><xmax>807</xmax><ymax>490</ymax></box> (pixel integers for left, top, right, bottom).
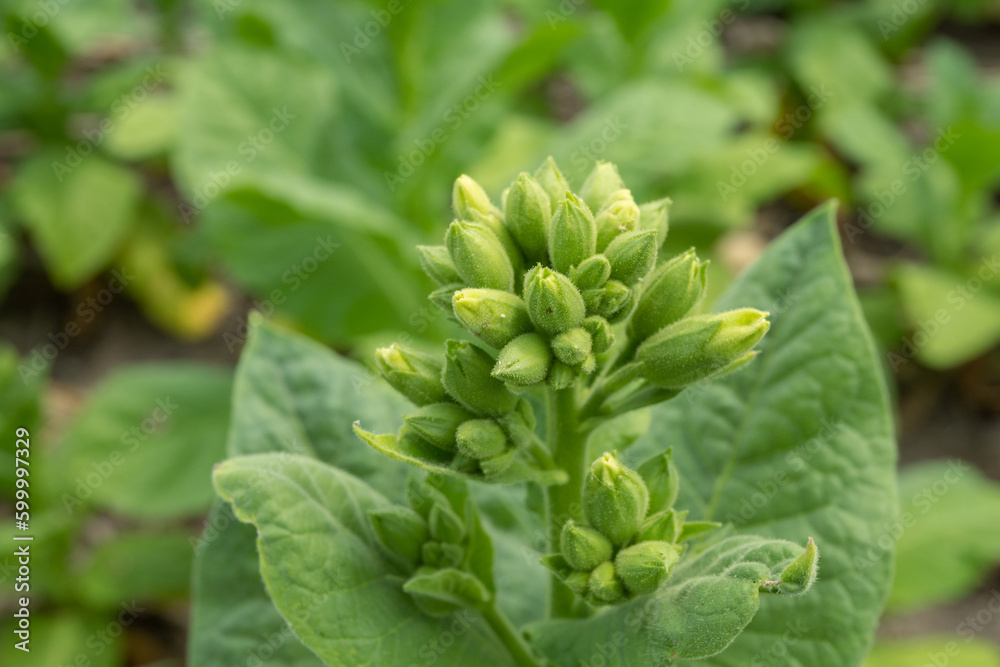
<box><xmin>864</xmin><ymin>638</ymin><xmax>1000</xmax><ymax>667</ymax></box>
<box><xmin>622</xmin><ymin>203</ymin><xmax>898</xmax><ymax>665</ymax></box>
<box><xmin>214</xmin><ymin>453</ymin><xmax>515</xmax><ymax>667</ymax></box>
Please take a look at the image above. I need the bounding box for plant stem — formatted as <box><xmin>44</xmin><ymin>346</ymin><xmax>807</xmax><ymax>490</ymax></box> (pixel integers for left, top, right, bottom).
<box><xmin>545</xmin><ymin>386</ymin><xmax>586</xmax><ymax>618</ymax></box>
<box><xmin>482</xmin><ymin>603</ymin><xmax>543</xmax><ymax>667</ymax></box>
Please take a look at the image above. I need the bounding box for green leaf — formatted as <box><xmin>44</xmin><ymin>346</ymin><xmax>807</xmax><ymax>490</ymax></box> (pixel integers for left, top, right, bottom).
<box><xmin>214</xmin><ymin>453</ymin><xmax>514</xmax><ymax>667</ymax></box>
<box><xmin>864</xmin><ymin>637</ymin><xmax>1000</xmax><ymax>667</ymax></box>
<box><xmin>527</xmin><ymin>534</ymin><xmax>811</xmax><ymax>665</ymax></box>
<box><xmin>888</xmin><ymin>459</ymin><xmax>1000</xmax><ymax>613</ymax></box>
<box><xmin>53</xmin><ymin>363</ymin><xmax>232</xmax><ymax>518</ymax></box>
<box><xmin>626</xmin><ymin>202</ymin><xmax>897</xmax><ymax>666</ymax></box>
<box><xmin>10</xmin><ymin>153</ymin><xmax>141</xmax><ymax>288</ymax></box>
<box><xmin>403</xmin><ymin>568</ymin><xmax>492</xmax><ymax>615</ymax></box>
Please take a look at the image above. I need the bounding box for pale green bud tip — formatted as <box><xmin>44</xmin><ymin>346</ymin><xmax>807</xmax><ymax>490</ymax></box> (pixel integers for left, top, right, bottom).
<box><xmin>630</xmin><ymin>248</ymin><xmax>708</xmax><ymax>342</ymax></box>
<box><xmin>638</xmin><ymin>449</ymin><xmax>680</xmax><ymax>512</ymax></box>
<box><xmin>525</xmin><ymin>266</ymin><xmax>586</xmax><ymax>335</ymax></box>
<box><xmin>588</xmin><ymin>561</ymin><xmax>624</xmax><ymax>603</ymax></box>
<box><xmin>452</xmin><ymin>288</ymin><xmax>531</xmax><ymax>350</ymax></box>
<box><xmin>455</xmin><ymin>418</ymin><xmax>508</xmax><ymax>460</ymax></box>
<box><xmin>533</xmin><ymin>156</ymin><xmax>571</xmax><ymax>212</ymax></box>
<box><xmin>615</xmin><ymin>541</ymin><xmax>679</xmax><ymax>595</ymax></box>
<box><xmin>605</xmin><ymin>229</ymin><xmax>658</xmax><ymax>285</ymax></box>
<box><xmin>706</xmin><ymin>309</ymin><xmax>770</xmax><ymax>356</ymax></box>
<box><xmin>551</xmin><ymin>327</ymin><xmax>592</xmax><ymax>366</ymax></box>
<box><xmin>569</xmin><ymin>254</ymin><xmax>611</xmax><ymax>290</ymax></box>
<box><xmin>453</xmin><ymin>174</ymin><xmax>500</xmax><ymax>221</ymax></box>
<box><xmin>778</xmin><ymin>537</ymin><xmax>819</xmax><ymax>595</ymax></box>
<box><xmin>580</xmin><ymin>161</ymin><xmax>625</xmax><ymax>213</ymax></box>
<box><xmin>584</xmin><ymin>452</ymin><xmax>650</xmax><ymax>545</ymax></box>
<box><xmin>493</xmin><ymin>332</ymin><xmax>552</xmax><ymax>386</ymax></box>
<box><xmin>416</xmin><ymin>245</ymin><xmax>461</xmax><ymax>286</ymax></box>
<box><xmin>504</xmin><ymin>172</ymin><xmax>551</xmax><ymax>261</ymax></box>
<box><xmin>375</xmin><ymin>344</ymin><xmax>447</xmax><ymax>406</ymax></box>
<box><xmin>548</xmin><ymin>194</ymin><xmax>596</xmax><ymax>275</ymax></box>
<box><xmin>594</xmin><ymin>190</ymin><xmax>640</xmax><ymax>252</ymax></box>
<box><xmin>639</xmin><ymin>197</ymin><xmax>671</xmax><ymax>246</ymax></box>
<box><xmin>446</xmin><ymin>221</ymin><xmax>514</xmax><ymax>291</ymax></box>
<box><xmin>560</xmin><ymin>520</ymin><xmax>613</xmax><ymax>571</ymax></box>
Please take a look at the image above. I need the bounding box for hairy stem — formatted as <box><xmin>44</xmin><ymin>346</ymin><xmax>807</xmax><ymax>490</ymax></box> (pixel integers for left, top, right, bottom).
<box><xmin>546</xmin><ymin>386</ymin><xmax>587</xmax><ymax>618</ymax></box>
<box><xmin>482</xmin><ymin>603</ymin><xmax>543</xmax><ymax>667</ymax></box>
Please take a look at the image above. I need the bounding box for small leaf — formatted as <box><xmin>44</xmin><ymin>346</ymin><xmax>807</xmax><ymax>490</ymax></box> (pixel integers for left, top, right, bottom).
<box><xmin>403</xmin><ymin>568</ymin><xmax>492</xmax><ymax>616</ymax></box>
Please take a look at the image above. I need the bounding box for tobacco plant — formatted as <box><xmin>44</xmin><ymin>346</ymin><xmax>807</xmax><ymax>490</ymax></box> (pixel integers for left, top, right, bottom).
<box><xmin>196</xmin><ymin>159</ymin><xmax>897</xmax><ymax>667</ymax></box>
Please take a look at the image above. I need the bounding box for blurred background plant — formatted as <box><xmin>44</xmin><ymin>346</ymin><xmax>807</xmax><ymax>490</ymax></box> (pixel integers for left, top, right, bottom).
<box><xmin>1</xmin><ymin>0</ymin><xmax>999</xmax><ymax>664</ymax></box>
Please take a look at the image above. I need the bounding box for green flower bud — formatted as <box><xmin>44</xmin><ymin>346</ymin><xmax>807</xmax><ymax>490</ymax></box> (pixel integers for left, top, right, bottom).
<box><xmin>779</xmin><ymin>537</ymin><xmax>819</xmax><ymax>596</ymax></box>
<box><xmin>479</xmin><ymin>447</ymin><xmax>516</xmax><ymax>477</ymax></box>
<box><xmin>455</xmin><ymin>418</ymin><xmax>508</xmax><ymax>460</ymax></box>
<box><xmin>369</xmin><ymin>506</ymin><xmax>429</xmax><ymax>566</ymax></box>
<box><xmin>416</xmin><ymin>245</ymin><xmax>462</xmax><ymax>286</ymax></box>
<box><xmin>584</xmin><ymin>452</ymin><xmax>650</xmax><ymax>545</ymax></box>
<box><xmin>452</xmin><ymin>289</ymin><xmax>531</xmax><ymax>349</ymax></box>
<box><xmin>560</xmin><ymin>520</ymin><xmax>613</xmax><ymax>571</ymax></box>
<box><xmin>615</xmin><ymin>541</ymin><xmax>679</xmax><ymax>595</ymax></box>
<box><xmin>453</xmin><ymin>174</ymin><xmax>502</xmax><ymax>224</ymax></box>
<box><xmin>533</xmin><ymin>156</ymin><xmax>571</xmax><ymax>213</ymax></box>
<box><xmin>629</xmin><ymin>249</ymin><xmax>708</xmax><ymax>342</ymax></box>
<box><xmin>403</xmin><ymin>402</ymin><xmax>475</xmax><ymax>452</ymax></box>
<box><xmin>582</xmin><ymin>315</ymin><xmax>615</xmax><ymax>353</ymax></box>
<box><xmin>524</xmin><ymin>266</ymin><xmax>586</xmax><ymax>335</ymax></box>
<box><xmin>594</xmin><ymin>190</ymin><xmax>640</xmax><ymax>252</ymax></box>
<box><xmin>577</xmin><ymin>353</ymin><xmax>597</xmax><ymax>375</ymax></box>
<box><xmin>588</xmin><ymin>561</ymin><xmax>624</xmax><ymax>604</ymax></box>
<box><xmin>446</xmin><ymin>221</ymin><xmax>514</xmax><ymax>291</ymax></box>
<box><xmin>638</xmin><ymin>197</ymin><xmax>671</xmax><ymax>247</ymax></box>
<box><xmin>422</xmin><ymin>541</ymin><xmax>465</xmax><ymax>569</ymax></box>
<box><xmin>548</xmin><ymin>194</ymin><xmax>596</xmax><ymax>275</ymax></box>
<box><xmin>605</xmin><ymin>229</ymin><xmax>658</xmax><ymax>286</ymax></box>
<box><xmin>551</xmin><ymin>327</ymin><xmax>592</xmax><ymax>366</ymax></box>
<box><xmin>638</xmin><ymin>449</ymin><xmax>680</xmax><ymax>512</ymax></box>
<box><xmin>429</xmin><ymin>283</ymin><xmax>464</xmax><ymax>313</ymax></box>
<box><xmin>547</xmin><ymin>360</ymin><xmax>575</xmax><ymax>390</ymax></box>
<box><xmin>569</xmin><ymin>254</ymin><xmax>611</xmax><ymax>290</ymax></box>
<box><xmin>428</xmin><ymin>503</ymin><xmax>466</xmax><ymax>544</ymax></box>
<box><xmin>636</xmin><ymin>309</ymin><xmax>770</xmax><ymax>389</ymax></box>
<box><xmin>442</xmin><ymin>340</ymin><xmax>519</xmax><ymax>416</ymax></box>
<box><xmin>580</xmin><ymin>161</ymin><xmax>625</xmax><ymax>213</ymax></box>
<box><xmin>564</xmin><ymin>570</ymin><xmax>590</xmax><ymax>596</ymax></box>
<box><xmin>493</xmin><ymin>333</ymin><xmax>552</xmax><ymax>386</ymax></box>
<box><xmin>504</xmin><ymin>172</ymin><xmax>551</xmax><ymax>261</ymax></box>
<box><xmin>582</xmin><ymin>280</ymin><xmax>632</xmax><ymax>321</ymax></box>
<box><xmin>635</xmin><ymin>510</ymin><xmax>680</xmax><ymax>543</ymax></box>
<box><xmin>375</xmin><ymin>344</ymin><xmax>448</xmax><ymax>406</ymax></box>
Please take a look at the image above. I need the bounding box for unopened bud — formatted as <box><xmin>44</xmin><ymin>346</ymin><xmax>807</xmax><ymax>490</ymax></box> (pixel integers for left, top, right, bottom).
<box><xmin>588</xmin><ymin>561</ymin><xmax>624</xmax><ymax>604</ymax></box>
<box><xmin>369</xmin><ymin>507</ymin><xmax>429</xmax><ymax>566</ymax></box>
<box><xmin>551</xmin><ymin>327</ymin><xmax>592</xmax><ymax>366</ymax></box>
<box><xmin>615</xmin><ymin>541</ymin><xmax>679</xmax><ymax>595</ymax></box>
<box><xmin>638</xmin><ymin>197</ymin><xmax>671</xmax><ymax>247</ymax></box>
<box><xmin>533</xmin><ymin>156</ymin><xmax>571</xmax><ymax>213</ymax></box>
<box><xmin>564</xmin><ymin>570</ymin><xmax>590</xmax><ymax>596</ymax></box>
<box><xmin>479</xmin><ymin>447</ymin><xmax>516</xmax><ymax>477</ymax></box>
<box><xmin>547</xmin><ymin>360</ymin><xmax>575</xmax><ymax>390</ymax></box>
<box><xmin>403</xmin><ymin>402</ymin><xmax>475</xmax><ymax>452</ymax></box>
<box><xmin>560</xmin><ymin>520</ymin><xmax>613</xmax><ymax>571</ymax></box>
<box><xmin>580</xmin><ymin>161</ymin><xmax>625</xmax><ymax>213</ymax></box>
<box><xmin>778</xmin><ymin>537</ymin><xmax>819</xmax><ymax>595</ymax></box>
<box><xmin>548</xmin><ymin>194</ymin><xmax>596</xmax><ymax>275</ymax></box>
<box><xmin>504</xmin><ymin>172</ymin><xmax>551</xmax><ymax>261</ymax></box>
<box><xmin>524</xmin><ymin>266</ymin><xmax>586</xmax><ymax>335</ymax></box>
<box><xmin>569</xmin><ymin>254</ymin><xmax>611</xmax><ymax>290</ymax></box>
<box><xmin>416</xmin><ymin>245</ymin><xmax>462</xmax><ymax>286</ymax></box>
<box><xmin>584</xmin><ymin>452</ymin><xmax>650</xmax><ymax>544</ymax></box>
<box><xmin>583</xmin><ymin>280</ymin><xmax>633</xmax><ymax>321</ymax></box>
<box><xmin>455</xmin><ymin>418</ymin><xmax>508</xmax><ymax>460</ymax></box>
<box><xmin>582</xmin><ymin>315</ymin><xmax>615</xmax><ymax>353</ymax></box>
<box><xmin>428</xmin><ymin>283</ymin><xmax>463</xmax><ymax>313</ymax></box>
<box><xmin>638</xmin><ymin>449</ymin><xmax>680</xmax><ymax>512</ymax></box>
<box><xmin>594</xmin><ymin>190</ymin><xmax>640</xmax><ymax>252</ymax></box>
<box><xmin>453</xmin><ymin>174</ymin><xmax>502</xmax><ymax>224</ymax></box>
<box><xmin>375</xmin><ymin>344</ymin><xmax>447</xmax><ymax>406</ymax></box>
<box><xmin>493</xmin><ymin>333</ymin><xmax>552</xmax><ymax>386</ymax></box>
<box><xmin>636</xmin><ymin>510</ymin><xmax>681</xmax><ymax>543</ymax></box>
<box><xmin>442</xmin><ymin>340</ymin><xmax>518</xmax><ymax>416</ymax></box>
<box><xmin>446</xmin><ymin>221</ymin><xmax>514</xmax><ymax>291</ymax></box>
<box><xmin>453</xmin><ymin>288</ymin><xmax>532</xmax><ymax>349</ymax></box>
<box><xmin>605</xmin><ymin>229</ymin><xmax>658</xmax><ymax>286</ymax></box>
<box><xmin>636</xmin><ymin>309</ymin><xmax>770</xmax><ymax>388</ymax></box>
<box><xmin>422</xmin><ymin>541</ymin><xmax>464</xmax><ymax>569</ymax></box>
<box><xmin>428</xmin><ymin>503</ymin><xmax>466</xmax><ymax>544</ymax></box>
<box><xmin>629</xmin><ymin>249</ymin><xmax>708</xmax><ymax>342</ymax></box>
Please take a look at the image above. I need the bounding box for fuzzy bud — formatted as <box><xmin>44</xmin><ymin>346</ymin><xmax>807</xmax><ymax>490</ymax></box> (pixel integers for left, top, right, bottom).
<box><xmin>584</xmin><ymin>452</ymin><xmax>650</xmax><ymax>545</ymax></box>
<box><xmin>493</xmin><ymin>332</ymin><xmax>552</xmax><ymax>386</ymax></box>
<box><xmin>560</xmin><ymin>520</ymin><xmax>613</xmax><ymax>571</ymax></box>
<box><xmin>588</xmin><ymin>561</ymin><xmax>624</xmax><ymax>604</ymax></box>
<box><xmin>582</xmin><ymin>280</ymin><xmax>632</xmax><ymax>321</ymax></box>
<box><xmin>779</xmin><ymin>537</ymin><xmax>819</xmax><ymax>595</ymax></box>
<box><xmin>375</xmin><ymin>344</ymin><xmax>448</xmax><ymax>406</ymax></box>
<box><xmin>629</xmin><ymin>249</ymin><xmax>708</xmax><ymax>342</ymax></box>
<box><xmin>428</xmin><ymin>283</ymin><xmax>463</xmax><ymax>313</ymax></box>
<box><xmin>446</xmin><ymin>221</ymin><xmax>514</xmax><ymax>291</ymax></box>
<box><xmin>582</xmin><ymin>315</ymin><xmax>615</xmax><ymax>353</ymax></box>
<box><xmin>504</xmin><ymin>172</ymin><xmax>551</xmax><ymax>261</ymax></box>
<box><xmin>615</xmin><ymin>541</ymin><xmax>679</xmax><ymax>595</ymax></box>
<box><xmin>638</xmin><ymin>449</ymin><xmax>680</xmax><ymax>512</ymax></box>
<box><xmin>479</xmin><ymin>447</ymin><xmax>516</xmax><ymax>477</ymax></box>
<box><xmin>369</xmin><ymin>507</ymin><xmax>429</xmax><ymax>566</ymax></box>
<box><xmin>605</xmin><ymin>229</ymin><xmax>658</xmax><ymax>286</ymax></box>
<box><xmin>455</xmin><ymin>418</ymin><xmax>508</xmax><ymax>460</ymax></box>
<box><xmin>416</xmin><ymin>245</ymin><xmax>462</xmax><ymax>286</ymax></box>
<box><xmin>551</xmin><ymin>327</ymin><xmax>593</xmax><ymax>366</ymax></box>
<box><xmin>564</xmin><ymin>570</ymin><xmax>590</xmax><ymax>596</ymax></box>
<box><xmin>636</xmin><ymin>309</ymin><xmax>770</xmax><ymax>389</ymax></box>
<box><xmin>428</xmin><ymin>503</ymin><xmax>466</xmax><ymax>544</ymax></box>
<box><xmin>580</xmin><ymin>161</ymin><xmax>625</xmax><ymax>213</ymax></box>
<box><xmin>533</xmin><ymin>156</ymin><xmax>571</xmax><ymax>213</ymax></box>
<box><xmin>594</xmin><ymin>190</ymin><xmax>640</xmax><ymax>252</ymax></box>
<box><xmin>453</xmin><ymin>174</ymin><xmax>502</xmax><ymax>224</ymax></box>
<box><xmin>524</xmin><ymin>266</ymin><xmax>586</xmax><ymax>335</ymax></box>
<box><xmin>547</xmin><ymin>360</ymin><xmax>575</xmax><ymax>390</ymax></box>
<box><xmin>452</xmin><ymin>289</ymin><xmax>532</xmax><ymax>350</ymax></box>
<box><xmin>569</xmin><ymin>254</ymin><xmax>611</xmax><ymax>290</ymax></box>
<box><xmin>638</xmin><ymin>197</ymin><xmax>671</xmax><ymax>247</ymax></box>
<box><xmin>403</xmin><ymin>402</ymin><xmax>475</xmax><ymax>452</ymax></box>
<box><xmin>442</xmin><ymin>340</ymin><xmax>518</xmax><ymax>416</ymax></box>
<box><xmin>548</xmin><ymin>194</ymin><xmax>596</xmax><ymax>275</ymax></box>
